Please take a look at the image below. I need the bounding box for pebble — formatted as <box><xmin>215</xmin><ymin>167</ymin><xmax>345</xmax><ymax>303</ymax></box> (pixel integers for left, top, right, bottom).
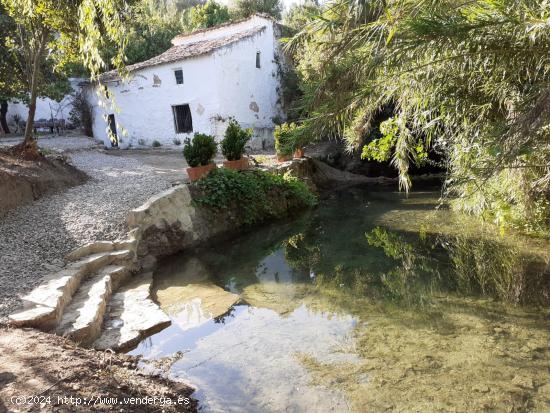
<box><xmin>511</xmin><ymin>375</ymin><xmax>535</xmax><ymax>390</ymax></box>
<box><xmin>0</xmin><ymin>149</ymin><xmax>173</xmax><ymax>319</ymax></box>
<box><xmin>473</xmin><ymin>384</ymin><xmax>490</xmax><ymax>393</ymax></box>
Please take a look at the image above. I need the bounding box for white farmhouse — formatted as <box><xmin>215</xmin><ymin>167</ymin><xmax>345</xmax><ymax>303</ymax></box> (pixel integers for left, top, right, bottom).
<box><xmin>89</xmin><ymin>14</ymin><xmax>285</xmax><ymax>149</ymax></box>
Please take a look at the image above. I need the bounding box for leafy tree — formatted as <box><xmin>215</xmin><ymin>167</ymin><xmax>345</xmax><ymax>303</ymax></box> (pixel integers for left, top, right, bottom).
<box><xmin>189</xmin><ymin>0</ymin><xmax>231</xmax><ymax>30</ymax></box>
<box><xmin>231</xmin><ymin>0</ymin><xmax>282</xmax><ymax>20</ymax></box>
<box><xmin>0</xmin><ymin>5</ymin><xmax>24</xmax><ymax>133</ymax></box>
<box><xmin>289</xmin><ymin>0</ymin><xmax>550</xmax><ymax>233</ymax></box>
<box><xmin>112</xmin><ymin>0</ymin><xmax>189</xmax><ymax>66</ymax></box>
<box><xmin>282</xmin><ymin>0</ymin><xmax>319</xmax><ymax>31</ymax></box>
<box><xmin>1</xmin><ymin>0</ymin><xmax>134</xmax><ymax>155</ymax></box>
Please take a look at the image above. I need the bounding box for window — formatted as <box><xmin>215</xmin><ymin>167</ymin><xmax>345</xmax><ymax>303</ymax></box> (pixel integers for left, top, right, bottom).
<box><xmin>174</xmin><ymin>69</ymin><xmax>184</xmax><ymax>85</ymax></box>
<box><xmin>172</xmin><ymin>104</ymin><xmax>193</xmax><ymax>133</ymax></box>
<box><xmin>256</xmin><ymin>51</ymin><xmax>261</xmax><ymax>69</ymax></box>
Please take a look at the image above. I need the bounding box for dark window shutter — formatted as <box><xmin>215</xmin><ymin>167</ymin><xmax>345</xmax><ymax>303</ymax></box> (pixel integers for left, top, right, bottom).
<box><xmin>174</xmin><ymin>70</ymin><xmax>184</xmax><ymax>85</ymax></box>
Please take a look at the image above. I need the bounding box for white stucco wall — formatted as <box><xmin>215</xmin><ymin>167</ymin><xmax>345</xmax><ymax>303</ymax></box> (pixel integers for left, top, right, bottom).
<box><xmin>6</xmin><ymin>78</ymin><xmax>83</xmax><ymax>131</ymax></box>
<box><xmin>90</xmin><ymin>16</ymin><xmax>283</xmax><ymax>150</ymax></box>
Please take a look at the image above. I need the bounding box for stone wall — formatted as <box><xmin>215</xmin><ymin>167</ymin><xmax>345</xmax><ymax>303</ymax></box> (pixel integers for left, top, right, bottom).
<box><xmin>127</xmin><ymin>160</ymin><xmax>318</xmax><ymax>261</ymax></box>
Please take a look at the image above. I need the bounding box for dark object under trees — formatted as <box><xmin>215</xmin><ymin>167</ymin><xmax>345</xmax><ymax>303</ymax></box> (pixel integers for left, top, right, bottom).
<box><xmin>0</xmin><ymin>100</ymin><xmax>9</xmax><ymax>133</ymax></box>
<box><xmin>69</xmin><ymin>90</ymin><xmax>93</xmax><ymax>137</ymax></box>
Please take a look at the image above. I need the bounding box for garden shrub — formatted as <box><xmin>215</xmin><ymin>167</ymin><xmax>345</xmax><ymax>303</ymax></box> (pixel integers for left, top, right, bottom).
<box><xmin>152</xmin><ymin>139</ymin><xmax>162</xmax><ymax>147</ymax></box>
<box><xmin>221</xmin><ymin>120</ymin><xmax>252</xmax><ymax>161</ymax></box>
<box><xmin>183</xmin><ymin>133</ymin><xmax>217</xmax><ymax>167</ymax></box>
<box><xmin>274</xmin><ymin>122</ymin><xmax>306</xmax><ymax>156</ymax></box>
<box><xmin>194</xmin><ymin>168</ymin><xmax>317</xmax><ymax>224</ymax></box>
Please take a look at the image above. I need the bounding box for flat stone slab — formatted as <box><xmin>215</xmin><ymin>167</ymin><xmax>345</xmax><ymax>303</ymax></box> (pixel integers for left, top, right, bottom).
<box><xmin>8</xmin><ymin>305</ymin><xmax>56</xmax><ymax>328</ymax></box>
<box><xmin>153</xmin><ymin>256</ymin><xmax>241</xmax><ymax>329</ymax></box>
<box><xmin>8</xmin><ymin>251</ymin><xmax>132</xmax><ymax>330</ymax></box>
<box><xmin>55</xmin><ymin>271</ymin><xmax>112</xmax><ymax>346</ymax></box>
<box><xmin>56</xmin><ymin>265</ymin><xmax>131</xmax><ymax>346</ymax></box>
<box><xmin>65</xmin><ymin>241</ymin><xmax>115</xmax><ymax>261</ymax></box>
<box><xmin>156</xmin><ymin>283</ymin><xmax>241</xmax><ymax>330</ymax></box>
<box><xmin>93</xmin><ymin>272</ymin><xmax>171</xmax><ymax>352</ymax></box>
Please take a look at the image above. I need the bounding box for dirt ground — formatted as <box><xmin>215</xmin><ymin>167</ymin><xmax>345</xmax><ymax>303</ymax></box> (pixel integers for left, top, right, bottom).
<box><xmin>0</xmin><ymin>328</ymin><xmax>197</xmax><ymax>413</ymax></box>
<box><xmin>0</xmin><ymin>151</ymin><xmax>88</xmax><ymax>217</ymax></box>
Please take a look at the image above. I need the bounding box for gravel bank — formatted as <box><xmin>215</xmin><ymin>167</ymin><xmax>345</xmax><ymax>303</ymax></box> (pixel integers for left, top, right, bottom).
<box><xmin>0</xmin><ymin>150</ymin><xmax>176</xmax><ymax>319</ymax></box>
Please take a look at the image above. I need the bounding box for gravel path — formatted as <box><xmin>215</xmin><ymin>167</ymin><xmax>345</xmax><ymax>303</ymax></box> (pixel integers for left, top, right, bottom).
<box><xmin>0</xmin><ymin>148</ymin><xmax>180</xmax><ymax>319</ymax></box>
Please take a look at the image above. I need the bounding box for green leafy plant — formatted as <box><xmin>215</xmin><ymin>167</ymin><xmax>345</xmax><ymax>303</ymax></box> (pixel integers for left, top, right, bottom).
<box><xmin>287</xmin><ymin>0</ymin><xmax>550</xmax><ymax>233</ymax></box>
<box><xmin>194</xmin><ymin>168</ymin><xmax>317</xmax><ymax>224</ymax></box>
<box><xmin>173</xmin><ymin>138</ymin><xmax>182</xmax><ymax>146</ymax></box>
<box><xmin>183</xmin><ymin>133</ymin><xmax>217</xmax><ymax>167</ymax></box>
<box><xmin>274</xmin><ymin>122</ymin><xmax>306</xmax><ymax>156</ymax></box>
<box><xmin>152</xmin><ymin>139</ymin><xmax>162</xmax><ymax>147</ymax></box>
<box><xmin>221</xmin><ymin>120</ymin><xmax>252</xmax><ymax>161</ymax></box>
<box><xmin>362</xmin><ymin>117</ymin><xmax>428</xmax><ymax>164</ymax></box>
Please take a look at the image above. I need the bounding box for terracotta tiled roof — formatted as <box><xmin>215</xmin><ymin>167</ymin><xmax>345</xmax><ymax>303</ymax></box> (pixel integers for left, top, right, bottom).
<box><xmin>100</xmin><ymin>25</ymin><xmax>266</xmax><ymax>82</ymax></box>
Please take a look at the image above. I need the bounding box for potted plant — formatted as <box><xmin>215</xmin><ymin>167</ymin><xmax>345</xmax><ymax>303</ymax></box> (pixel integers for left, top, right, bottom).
<box><xmin>274</xmin><ymin>122</ymin><xmax>306</xmax><ymax>162</ymax></box>
<box><xmin>183</xmin><ymin>133</ymin><xmax>218</xmax><ymax>182</ymax></box>
<box><xmin>221</xmin><ymin>120</ymin><xmax>252</xmax><ymax>170</ymax></box>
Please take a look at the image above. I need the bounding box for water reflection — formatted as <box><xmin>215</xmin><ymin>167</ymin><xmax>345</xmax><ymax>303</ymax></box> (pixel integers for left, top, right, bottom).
<box><xmin>132</xmin><ymin>189</ymin><xmax>550</xmax><ymax>412</ymax></box>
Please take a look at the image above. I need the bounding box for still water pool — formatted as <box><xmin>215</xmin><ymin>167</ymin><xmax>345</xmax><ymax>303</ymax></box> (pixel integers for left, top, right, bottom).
<box><xmin>130</xmin><ymin>187</ymin><xmax>550</xmax><ymax>412</ymax></box>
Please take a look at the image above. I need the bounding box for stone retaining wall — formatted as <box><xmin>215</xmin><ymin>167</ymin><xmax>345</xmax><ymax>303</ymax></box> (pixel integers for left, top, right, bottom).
<box><xmin>127</xmin><ymin>158</ymin><xmax>320</xmax><ymax>261</ymax></box>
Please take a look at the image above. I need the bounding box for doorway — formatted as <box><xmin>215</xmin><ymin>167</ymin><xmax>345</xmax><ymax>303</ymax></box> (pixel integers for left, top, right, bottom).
<box><xmin>107</xmin><ymin>114</ymin><xmax>118</xmax><ymax>147</ymax></box>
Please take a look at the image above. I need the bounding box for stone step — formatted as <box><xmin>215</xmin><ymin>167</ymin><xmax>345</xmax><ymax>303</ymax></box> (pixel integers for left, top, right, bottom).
<box><xmin>55</xmin><ymin>265</ymin><xmax>130</xmax><ymax>346</ymax></box>
<box><xmin>8</xmin><ymin>250</ymin><xmax>134</xmax><ymax>330</ymax></box>
<box><xmin>93</xmin><ymin>272</ymin><xmax>171</xmax><ymax>352</ymax></box>
<box><xmin>66</xmin><ymin>240</ymin><xmax>138</xmax><ymax>262</ymax></box>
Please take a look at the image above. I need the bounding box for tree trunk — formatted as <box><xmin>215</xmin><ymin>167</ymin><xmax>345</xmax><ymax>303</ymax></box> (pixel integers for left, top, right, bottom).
<box><xmin>0</xmin><ymin>100</ymin><xmax>9</xmax><ymax>134</ymax></box>
<box><xmin>23</xmin><ymin>28</ymin><xmax>49</xmax><ymax>153</ymax></box>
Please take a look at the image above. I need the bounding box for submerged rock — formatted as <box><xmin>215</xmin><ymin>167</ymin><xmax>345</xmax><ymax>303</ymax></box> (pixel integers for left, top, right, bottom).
<box><xmin>154</xmin><ymin>257</ymin><xmax>240</xmax><ymax>329</ymax></box>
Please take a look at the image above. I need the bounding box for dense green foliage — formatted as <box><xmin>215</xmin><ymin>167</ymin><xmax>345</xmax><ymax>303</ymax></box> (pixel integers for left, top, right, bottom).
<box><xmin>288</xmin><ymin>0</ymin><xmax>550</xmax><ymax>234</ymax></box>
<box><xmin>274</xmin><ymin>122</ymin><xmax>306</xmax><ymax>156</ymax></box>
<box><xmin>121</xmin><ymin>0</ymin><xmax>188</xmax><ymax>66</ymax></box>
<box><xmin>221</xmin><ymin>120</ymin><xmax>251</xmax><ymax>161</ymax></box>
<box><xmin>195</xmin><ymin>168</ymin><xmax>317</xmax><ymax>224</ymax></box>
<box><xmin>69</xmin><ymin>90</ymin><xmax>93</xmax><ymax>136</ymax></box>
<box><xmin>0</xmin><ymin>0</ymin><xmax>134</xmax><ymax>144</ymax></box>
<box><xmin>106</xmin><ymin>0</ymin><xmax>269</xmax><ymax>67</ymax></box>
<box><xmin>282</xmin><ymin>0</ymin><xmax>320</xmax><ymax>31</ymax></box>
<box><xmin>230</xmin><ymin>0</ymin><xmax>281</xmax><ymax>19</ymax></box>
<box><xmin>189</xmin><ymin>0</ymin><xmax>231</xmax><ymax>30</ymax></box>
<box><xmin>183</xmin><ymin>132</ymin><xmax>217</xmax><ymax>167</ymax></box>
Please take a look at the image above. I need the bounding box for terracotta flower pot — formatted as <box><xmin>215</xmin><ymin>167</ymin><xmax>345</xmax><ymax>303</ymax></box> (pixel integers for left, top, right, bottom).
<box><xmin>187</xmin><ymin>163</ymin><xmax>216</xmax><ymax>182</ymax></box>
<box><xmin>277</xmin><ymin>154</ymin><xmax>292</xmax><ymax>163</ymax></box>
<box><xmin>293</xmin><ymin>148</ymin><xmax>305</xmax><ymax>159</ymax></box>
<box><xmin>223</xmin><ymin>157</ymin><xmax>249</xmax><ymax>171</ymax></box>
